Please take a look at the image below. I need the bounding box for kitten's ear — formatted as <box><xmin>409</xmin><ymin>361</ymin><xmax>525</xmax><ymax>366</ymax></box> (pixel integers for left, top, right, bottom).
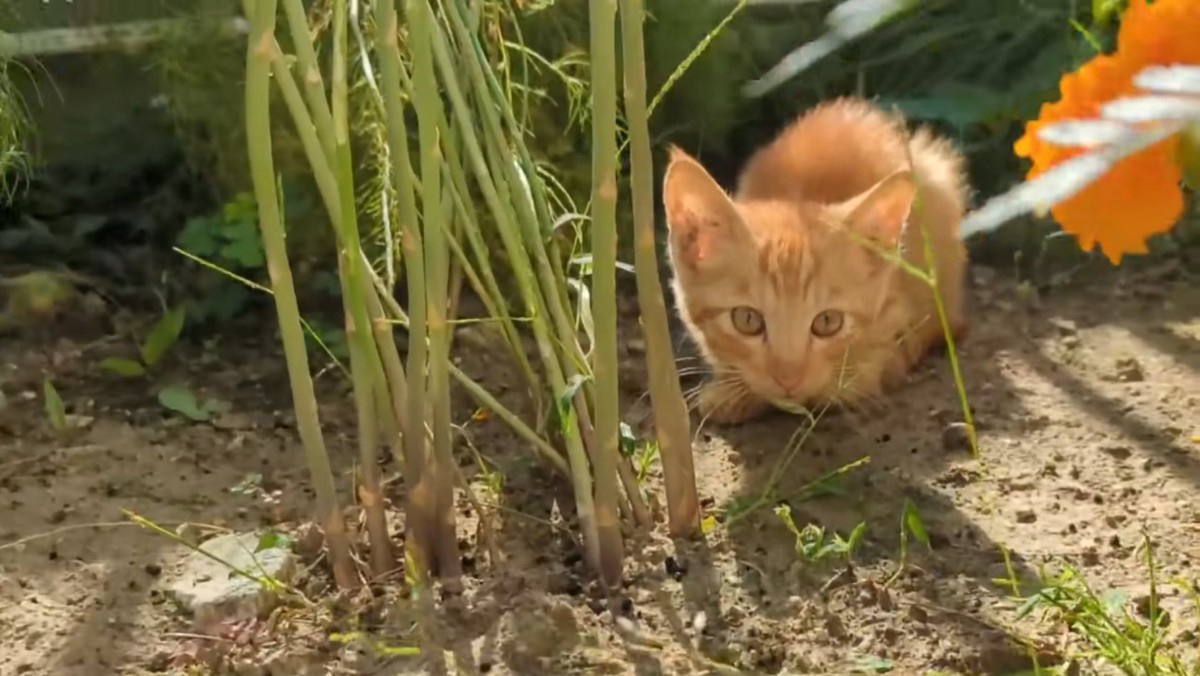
<box><xmin>662</xmin><ymin>146</ymin><xmax>748</xmax><ymax>270</ymax></box>
<box><xmin>837</xmin><ymin>169</ymin><xmax>916</xmax><ymax>247</ymax></box>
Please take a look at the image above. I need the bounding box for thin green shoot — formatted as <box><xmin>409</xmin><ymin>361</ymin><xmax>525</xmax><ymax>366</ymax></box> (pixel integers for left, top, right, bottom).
<box><xmin>887</xmin><ymin>498</ymin><xmax>931</xmax><ymax>585</ymax></box>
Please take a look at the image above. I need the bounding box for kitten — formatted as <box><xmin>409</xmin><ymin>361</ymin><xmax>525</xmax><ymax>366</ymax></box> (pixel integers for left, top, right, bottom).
<box><xmin>662</xmin><ymin>96</ymin><xmax>969</xmax><ymax>424</ymax></box>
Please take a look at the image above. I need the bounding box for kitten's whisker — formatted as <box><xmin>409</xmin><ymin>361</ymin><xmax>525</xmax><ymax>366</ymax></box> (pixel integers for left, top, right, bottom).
<box><xmin>692</xmin><ymin>377</ymin><xmax>751</xmax><ymax>441</ymax></box>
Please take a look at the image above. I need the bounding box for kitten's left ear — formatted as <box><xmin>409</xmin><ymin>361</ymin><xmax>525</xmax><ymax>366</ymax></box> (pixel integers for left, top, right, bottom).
<box><xmin>837</xmin><ymin>169</ymin><xmax>916</xmax><ymax>247</ymax></box>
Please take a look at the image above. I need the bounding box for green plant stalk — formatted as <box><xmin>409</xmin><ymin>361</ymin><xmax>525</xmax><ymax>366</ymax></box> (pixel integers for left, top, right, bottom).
<box><xmin>619</xmin><ymin>0</ymin><xmax>700</xmax><ymax>537</ymax></box>
<box><xmin>280</xmin><ymin>0</ymin><xmax>338</xmax><ymax>164</ymax></box>
<box><xmin>368</xmin><ymin>273</ymin><xmax>572</xmax><ymax>477</ymax></box>
<box><xmin>393</xmin><ymin>49</ymin><xmax>546</xmax><ymax>424</ymax></box>
<box><xmin>264</xmin><ymin>42</ymin><xmax>409</xmax><ymax>464</ymax></box>
<box><xmin>587</xmin><ymin>0</ymin><xmax>625</xmax><ymax>585</ymax></box>
<box><xmin>427</xmin><ymin>1</ymin><xmax>601</xmax><ymax>571</ymax></box>
<box><xmin>408</xmin><ymin>0</ymin><xmax>461</xmax><ymax>582</ymax></box>
<box><xmin>442</xmin><ymin>2</ymin><xmax>586</xmax><ymax>385</ymax></box>
<box><xmin>379</xmin><ymin>0</ymin><xmax>432</xmax><ymax>579</ymax></box>
<box><xmin>333</xmin><ymin>0</ymin><xmax>399</xmax><ymax>578</ymax></box>
<box><xmin>243</xmin><ymin>0</ymin><xmax>358</xmax><ymax>590</ymax></box>
<box><xmin>346</xmin><ymin>310</ymin><xmax>396</xmax><ymax>577</ymax></box>
<box><xmin>444</xmin><ymin>3</ymin><xmax>649</xmax><ymax>526</ymax></box>
<box><xmin>921</xmin><ymin>226</ymin><xmax>977</xmax><ymax>458</ymax></box>
<box><xmin>434</xmin><ymin>104</ymin><xmax>546</xmax><ymax>421</ymax></box>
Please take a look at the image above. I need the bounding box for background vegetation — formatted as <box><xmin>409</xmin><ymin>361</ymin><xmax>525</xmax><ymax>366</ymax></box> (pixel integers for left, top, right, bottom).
<box><xmin>9</xmin><ymin>0</ymin><xmax>1197</xmax><ymax>320</ymax></box>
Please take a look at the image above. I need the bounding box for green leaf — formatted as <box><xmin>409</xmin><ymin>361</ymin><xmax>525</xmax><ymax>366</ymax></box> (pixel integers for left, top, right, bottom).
<box><xmin>43</xmin><ymin>378</ymin><xmax>67</xmax><ymax>431</ymax></box>
<box><xmin>141</xmin><ymin>305</ymin><xmax>187</xmax><ymax>368</ymax></box>
<box><xmin>846</xmin><ymin>521</ymin><xmax>867</xmax><ymax>556</ymax></box>
<box><xmin>902</xmin><ymin>499</ymin><xmax>932</xmax><ymax>551</ymax></box>
<box><xmin>203</xmin><ymin>397</ymin><xmax>232</xmax><ymax>416</ymax></box>
<box><xmin>556</xmin><ymin>373</ymin><xmax>591</xmax><ymax>435</ymax></box>
<box><xmin>220</xmin><ymin>238</ymin><xmax>265</xmax><ymax>268</ymax></box>
<box><xmin>157</xmin><ymin>385</ymin><xmax>211</xmax><ymax>422</ymax></box>
<box><xmin>1092</xmin><ymin>0</ymin><xmax>1127</xmax><ymax>27</ymax></box>
<box><xmin>100</xmin><ymin>357</ymin><xmax>146</xmax><ymax>378</ymax></box>
<box><xmin>1178</xmin><ymin>124</ymin><xmax>1200</xmax><ymax>191</ymax></box>
<box><xmin>177</xmin><ymin>217</ymin><xmax>220</xmax><ymax>256</ymax></box>
<box><xmin>854</xmin><ymin>655</ymin><xmax>894</xmax><ymax>674</ymax></box>
<box><xmin>618</xmin><ymin>421</ymin><xmax>638</xmax><ymax>457</ymax></box>
<box><xmin>255</xmin><ymin>531</ymin><xmax>293</xmax><ymax>553</ymax></box>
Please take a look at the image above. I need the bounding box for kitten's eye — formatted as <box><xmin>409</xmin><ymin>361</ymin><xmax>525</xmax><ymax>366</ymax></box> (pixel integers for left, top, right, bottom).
<box><xmin>730</xmin><ymin>306</ymin><xmax>765</xmax><ymax>336</ymax></box>
<box><xmin>810</xmin><ymin>309</ymin><xmax>844</xmax><ymax>338</ymax></box>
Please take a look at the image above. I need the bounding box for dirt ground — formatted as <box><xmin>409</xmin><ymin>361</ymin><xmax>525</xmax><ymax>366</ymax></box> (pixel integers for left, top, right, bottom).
<box><xmin>1</xmin><ymin>256</ymin><xmax>1198</xmax><ymax>675</ymax></box>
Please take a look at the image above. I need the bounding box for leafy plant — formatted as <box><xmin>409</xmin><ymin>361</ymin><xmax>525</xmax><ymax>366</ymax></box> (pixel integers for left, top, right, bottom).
<box><xmin>157</xmin><ymin>385</ymin><xmax>231</xmax><ymax>422</ymax></box>
<box><xmin>775</xmin><ymin>503</ymin><xmax>867</xmax><ymax>565</ymax></box>
<box><xmin>1004</xmin><ymin>535</ymin><xmax>1198</xmax><ymax>675</ymax></box>
<box><xmin>889</xmin><ymin>498</ymin><xmax>932</xmax><ymax>584</ymax></box>
<box><xmin>98</xmin><ymin>304</ymin><xmax>229</xmax><ymax>421</ymax></box>
<box><xmin>99</xmin><ymin>304</ymin><xmax>187</xmax><ymax>378</ymax></box>
<box><xmin>42</xmin><ymin>377</ymin><xmax>67</xmax><ymax>432</ymax></box>
<box><xmin>175</xmin><ymin>192</ymin><xmax>267</xmax><ymax>322</ymax></box>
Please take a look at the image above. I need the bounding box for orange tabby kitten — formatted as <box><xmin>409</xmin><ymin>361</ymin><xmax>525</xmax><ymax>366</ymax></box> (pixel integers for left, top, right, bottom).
<box><xmin>662</xmin><ymin>96</ymin><xmax>969</xmax><ymax>424</ymax></box>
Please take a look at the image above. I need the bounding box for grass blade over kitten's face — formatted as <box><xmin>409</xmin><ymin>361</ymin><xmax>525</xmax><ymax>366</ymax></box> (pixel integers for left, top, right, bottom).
<box><xmin>663</xmin><ymin>97</ymin><xmax>969</xmax><ymax>425</ymax></box>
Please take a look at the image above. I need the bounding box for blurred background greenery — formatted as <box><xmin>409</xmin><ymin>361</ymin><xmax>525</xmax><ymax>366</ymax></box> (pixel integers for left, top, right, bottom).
<box><xmin>1</xmin><ymin>0</ymin><xmax>1193</xmax><ymax>334</ymax></box>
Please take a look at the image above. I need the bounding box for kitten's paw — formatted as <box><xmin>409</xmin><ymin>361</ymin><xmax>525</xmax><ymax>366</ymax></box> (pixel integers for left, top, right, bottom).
<box><xmin>697</xmin><ymin>381</ymin><xmax>770</xmax><ymax>425</ymax></box>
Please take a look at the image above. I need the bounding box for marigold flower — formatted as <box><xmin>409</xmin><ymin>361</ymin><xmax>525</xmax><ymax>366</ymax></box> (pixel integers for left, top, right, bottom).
<box><xmin>1014</xmin><ymin>0</ymin><xmax>1200</xmax><ymax>265</ymax></box>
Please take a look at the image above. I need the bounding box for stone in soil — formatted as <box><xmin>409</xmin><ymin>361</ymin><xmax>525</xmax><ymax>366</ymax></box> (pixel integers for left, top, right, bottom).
<box><xmin>162</xmin><ymin>531</ymin><xmax>296</xmax><ymax>632</ymax></box>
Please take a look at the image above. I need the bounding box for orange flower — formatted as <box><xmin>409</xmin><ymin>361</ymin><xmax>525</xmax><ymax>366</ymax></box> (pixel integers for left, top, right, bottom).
<box><xmin>1014</xmin><ymin>0</ymin><xmax>1200</xmax><ymax>265</ymax></box>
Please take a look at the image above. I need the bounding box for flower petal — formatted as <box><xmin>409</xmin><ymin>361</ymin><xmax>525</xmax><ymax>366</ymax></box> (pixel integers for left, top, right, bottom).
<box><xmin>1048</xmin><ymin>138</ymin><xmax>1183</xmax><ymax>265</ymax></box>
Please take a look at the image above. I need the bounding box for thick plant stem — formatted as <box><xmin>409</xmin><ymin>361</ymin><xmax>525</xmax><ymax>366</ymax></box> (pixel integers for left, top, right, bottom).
<box><xmin>330</xmin><ymin>0</ymin><xmax>397</xmax><ymax>577</ymax></box>
<box><xmin>347</xmin><ymin>300</ymin><xmax>395</xmax><ymax>576</ymax></box>
<box><xmin>588</xmin><ymin>0</ymin><xmax>625</xmax><ymax>587</ymax></box>
<box><xmin>280</xmin><ymin>0</ymin><xmax>337</xmax><ymax>164</ymax></box>
<box><xmin>619</xmin><ymin>0</ymin><xmax>699</xmax><ymax>537</ymax></box>
<box><xmin>244</xmin><ymin>0</ymin><xmax>358</xmax><ymax>590</ymax></box>
<box><xmin>378</xmin><ymin>0</ymin><xmax>433</xmax><ymax>579</ymax></box>
<box><xmin>408</xmin><ymin>0</ymin><xmax>460</xmax><ymax>583</ymax></box>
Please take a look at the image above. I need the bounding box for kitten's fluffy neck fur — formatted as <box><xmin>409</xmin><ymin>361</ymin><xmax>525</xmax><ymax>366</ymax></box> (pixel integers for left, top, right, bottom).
<box><xmin>663</xmin><ymin>97</ymin><xmax>969</xmax><ymax>424</ymax></box>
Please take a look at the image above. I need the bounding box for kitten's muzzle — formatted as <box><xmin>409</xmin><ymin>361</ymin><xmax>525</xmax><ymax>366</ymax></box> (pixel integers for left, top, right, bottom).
<box><xmin>771</xmin><ymin>370</ymin><xmax>805</xmax><ymax>397</ymax></box>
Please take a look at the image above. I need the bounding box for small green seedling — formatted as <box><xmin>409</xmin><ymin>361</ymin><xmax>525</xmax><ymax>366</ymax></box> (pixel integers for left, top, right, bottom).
<box><xmin>42</xmin><ymin>377</ymin><xmax>67</xmax><ymax>431</ymax></box>
<box><xmin>157</xmin><ymin>385</ymin><xmax>231</xmax><ymax>423</ymax></box>
<box><xmin>852</xmin><ymin>654</ymin><xmax>894</xmax><ymax>673</ymax></box>
<box><xmin>775</xmin><ymin>503</ymin><xmax>867</xmax><ymax>564</ymax></box>
<box><xmin>616</xmin><ymin>421</ymin><xmax>660</xmax><ymax>484</ymax></box>
<box><xmin>100</xmin><ymin>304</ymin><xmax>187</xmax><ymax>378</ymax></box>
<box><xmin>100</xmin><ymin>305</ymin><xmax>230</xmax><ymax>421</ymax></box>
<box><xmin>888</xmin><ymin>498</ymin><xmax>932</xmax><ymax>584</ymax></box>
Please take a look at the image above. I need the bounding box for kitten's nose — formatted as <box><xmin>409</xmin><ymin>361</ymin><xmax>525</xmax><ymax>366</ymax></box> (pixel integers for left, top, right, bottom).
<box><xmin>772</xmin><ymin>371</ymin><xmax>804</xmax><ymax>395</ymax></box>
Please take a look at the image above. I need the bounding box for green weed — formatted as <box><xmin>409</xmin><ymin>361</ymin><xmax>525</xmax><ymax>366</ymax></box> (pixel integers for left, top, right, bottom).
<box><xmin>175</xmin><ymin>192</ymin><xmax>267</xmax><ymax>323</ymax></box>
<box><xmin>774</xmin><ymin>502</ymin><xmax>867</xmax><ymax>565</ymax></box>
<box><xmin>1002</xmin><ymin>534</ymin><xmax>1198</xmax><ymax>675</ymax></box>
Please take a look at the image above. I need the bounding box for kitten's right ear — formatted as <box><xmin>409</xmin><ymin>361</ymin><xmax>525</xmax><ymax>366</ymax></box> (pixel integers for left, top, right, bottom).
<box><xmin>662</xmin><ymin>146</ymin><xmax>748</xmax><ymax>271</ymax></box>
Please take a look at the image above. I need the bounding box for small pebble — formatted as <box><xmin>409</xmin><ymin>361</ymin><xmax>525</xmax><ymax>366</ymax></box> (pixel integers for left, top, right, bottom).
<box><xmin>1115</xmin><ymin>357</ymin><xmax>1145</xmax><ymax>382</ymax></box>
<box><xmin>1048</xmin><ymin>317</ymin><xmax>1077</xmax><ymax>335</ymax></box>
<box><xmin>1016</xmin><ymin>509</ymin><xmax>1038</xmax><ymax>524</ymax></box>
<box><xmin>941</xmin><ymin>422</ymin><xmax>973</xmax><ymax>453</ymax></box>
